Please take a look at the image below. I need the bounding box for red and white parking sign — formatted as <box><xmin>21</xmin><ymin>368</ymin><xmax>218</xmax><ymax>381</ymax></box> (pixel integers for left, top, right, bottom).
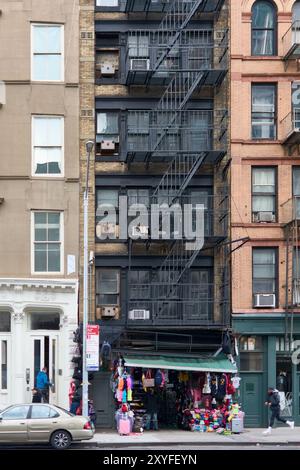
<box><xmin>86</xmin><ymin>325</ymin><xmax>100</xmax><ymax>371</ymax></box>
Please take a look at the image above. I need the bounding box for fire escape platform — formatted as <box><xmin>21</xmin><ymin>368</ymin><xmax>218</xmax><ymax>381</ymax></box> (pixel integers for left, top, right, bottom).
<box><xmin>122</xmin><ymin>0</ymin><xmax>225</xmax><ymax>14</ymax></box>
<box><xmin>126</xmin><ymin>67</ymin><xmax>227</xmax><ymax>88</ymax></box>
<box><xmin>283</xmin><ymin>43</ymin><xmax>300</xmax><ymax>62</ymax></box>
<box><xmin>126</xmin><ymin>149</ymin><xmax>226</xmax><ymax>165</ymax></box>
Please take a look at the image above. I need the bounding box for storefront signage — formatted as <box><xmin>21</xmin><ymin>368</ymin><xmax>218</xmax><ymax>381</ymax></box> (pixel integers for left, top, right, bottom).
<box><xmin>86</xmin><ymin>324</ymin><xmax>100</xmax><ymax>371</ymax></box>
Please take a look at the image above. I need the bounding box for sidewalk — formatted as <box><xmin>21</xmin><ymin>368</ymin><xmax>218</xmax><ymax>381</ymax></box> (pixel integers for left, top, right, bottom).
<box><xmin>85</xmin><ymin>427</ymin><xmax>300</xmax><ymax>447</ymax></box>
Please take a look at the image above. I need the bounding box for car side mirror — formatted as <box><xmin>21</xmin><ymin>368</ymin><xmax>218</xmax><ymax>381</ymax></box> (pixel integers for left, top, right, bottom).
<box><xmin>0</xmin><ymin>417</ymin><xmax>3</xmax><ymax>422</ymax></box>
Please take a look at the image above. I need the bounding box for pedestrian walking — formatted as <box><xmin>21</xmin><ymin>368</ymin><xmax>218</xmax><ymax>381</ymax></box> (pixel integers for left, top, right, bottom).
<box><xmin>263</xmin><ymin>386</ymin><xmax>294</xmax><ymax>434</ymax></box>
<box><xmin>70</xmin><ymin>384</ymin><xmax>82</xmax><ymax>415</ymax></box>
<box><xmin>36</xmin><ymin>366</ymin><xmax>52</xmax><ymax>403</ymax></box>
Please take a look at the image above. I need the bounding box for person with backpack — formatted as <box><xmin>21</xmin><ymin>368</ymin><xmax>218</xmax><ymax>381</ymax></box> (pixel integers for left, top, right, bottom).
<box><xmin>263</xmin><ymin>387</ymin><xmax>294</xmax><ymax>434</ymax></box>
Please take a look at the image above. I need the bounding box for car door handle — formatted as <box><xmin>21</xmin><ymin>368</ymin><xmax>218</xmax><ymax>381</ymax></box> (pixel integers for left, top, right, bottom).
<box><xmin>52</xmin><ymin>421</ymin><xmax>58</xmax><ymax>424</ymax></box>
<box><xmin>19</xmin><ymin>423</ymin><xmax>26</xmax><ymax>425</ymax></box>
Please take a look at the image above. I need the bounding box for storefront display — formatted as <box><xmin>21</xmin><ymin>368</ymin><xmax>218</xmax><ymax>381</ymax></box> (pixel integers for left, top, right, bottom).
<box><xmin>110</xmin><ymin>354</ymin><xmax>243</xmax><ymax>434</ymax></box>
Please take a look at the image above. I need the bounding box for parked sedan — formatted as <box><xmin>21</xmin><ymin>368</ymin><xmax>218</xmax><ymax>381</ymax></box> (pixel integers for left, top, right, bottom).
<box><xmin>0</xmin><ymin>404</ymin><xmax>94</xmax><ymax>449</ymax></box>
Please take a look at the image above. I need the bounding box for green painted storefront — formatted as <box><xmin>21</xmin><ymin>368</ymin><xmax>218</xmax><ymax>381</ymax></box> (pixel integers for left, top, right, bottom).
<box><xmin>233</xmin><ymin>314</ymin><xmax>300</xmax><ymax>427</ymax></box>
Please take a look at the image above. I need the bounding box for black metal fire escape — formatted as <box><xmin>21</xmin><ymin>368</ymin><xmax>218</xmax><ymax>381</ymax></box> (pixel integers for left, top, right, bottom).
<box><xmin>124</xmin><ymin>0</ymin><xmax>229</xmax><ymax>326</ymax></box>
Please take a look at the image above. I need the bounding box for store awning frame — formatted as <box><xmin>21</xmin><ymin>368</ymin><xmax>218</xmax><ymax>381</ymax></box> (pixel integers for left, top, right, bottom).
<box><xmin>124</xmin><ymin>354</ymin><xmax>237</xmax><ymax>373</ymax></box>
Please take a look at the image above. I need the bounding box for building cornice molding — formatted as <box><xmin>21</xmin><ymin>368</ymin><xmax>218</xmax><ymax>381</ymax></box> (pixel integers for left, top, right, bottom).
<box><xmin>0</xmin><ymin>279</ymin><xmax>78</xmax><ymax>293</ymax></box>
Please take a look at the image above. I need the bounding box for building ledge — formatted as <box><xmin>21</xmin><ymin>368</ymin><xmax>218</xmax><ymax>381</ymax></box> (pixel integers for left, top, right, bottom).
<box><xmin>0</xmin><ymin>278</ymin><xmax>78</xmax><ymax>293</ymax></box>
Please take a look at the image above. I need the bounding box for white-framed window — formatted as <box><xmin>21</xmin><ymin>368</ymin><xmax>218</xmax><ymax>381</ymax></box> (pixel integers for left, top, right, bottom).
<box><xmin>32</xmin><ymin>116</ymin><xmax>64</xmax><ymax>176</ymax></box>
<box><xmin>96</xmin><ymin>0</ymin><xmax>119</xmax><ymax>6</ymax></box>
<box><xmin>32</xmin><ymin>212</ymin><xmax>64</xmax><ymax>274</ymax></box>
<box><xmin>31</xmin><ymin>24</ymin><xmax>64</xmax><ymax>82</ymax></box>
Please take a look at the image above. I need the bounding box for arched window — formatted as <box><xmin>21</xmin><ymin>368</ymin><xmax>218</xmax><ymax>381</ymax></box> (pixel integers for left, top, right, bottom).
<box><xmin>252</xmin><ymin>1</ymin><xmax>276</xmax><ymax>56</ymax></box>
<box><xmin>292</xmin><ymin>1</ymin><xmax>300</xmax><ymax>44</ymax></box>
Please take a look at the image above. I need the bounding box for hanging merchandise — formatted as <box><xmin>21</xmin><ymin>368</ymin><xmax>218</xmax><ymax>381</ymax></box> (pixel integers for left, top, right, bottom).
<box><xmin>232</xmin><ymin>376</ymin><xmax>241</xmax><ymax>389</ymax></box>
<box><xmin>202</xmin><ymin>372</ymin><xmax>211</xmax><ymax>394</ymax></box>
<box><xmin>216</xmin><ymin>373</ymin><xmax>227</xmax><ymax>401</ymax></box>
<box><xmin>222</xmin><ymin>330</ymin><xmax>232</xmax><ymax>355</ymax></box>
<box><xmin>210</xmin><ymin>374</ymin><xmax>218</xmax><ymax>398</ymax></box>
<box><xmin>142</xmin><ymin>369</ymin><xmax>155</xmax><ymax>389</ymax></box>
<box><xmin>226</xmin><ymin>376</ymin><xmax>236</xmax><ymax>396</ymax></box>
<box><xmin>100</xmin><ymin>340</ymin><xmax>112</xmax><ymax>370</ymax></box>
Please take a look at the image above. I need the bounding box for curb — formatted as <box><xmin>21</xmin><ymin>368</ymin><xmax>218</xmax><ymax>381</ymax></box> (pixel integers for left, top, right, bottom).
<box><xmin>77</xmin><ymin>440</ymin><xmax>300</xmax><ymax>448</ymax></box>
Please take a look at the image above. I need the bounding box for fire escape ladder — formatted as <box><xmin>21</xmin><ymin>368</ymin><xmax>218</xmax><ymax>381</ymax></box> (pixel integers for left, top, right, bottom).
<box><xmin>152</xmin><ymin>152</ymin><xmax>206</xmax><ymax>203</ymax></box>
<box><xmin>150</xmin><ymin>0</ymin><xmax>205</xmax><ymax>76</ymax></box>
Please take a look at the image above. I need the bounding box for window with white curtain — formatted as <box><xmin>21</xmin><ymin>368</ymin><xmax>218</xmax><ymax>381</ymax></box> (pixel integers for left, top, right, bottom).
<box><xmin>31</xmin><ymin>24</ymin><xmax>64</xmax><ymax>81</ymax></box>
<box><xmin>293</xmin><ymin>166</ymin><xmax>300</xmax><ymax>219</ymax></box>
<box><xmin>252</xmin><ymin>167</ymin><xmax>276</xmax><ymax>221</ymax></box>
<box><xmin>32</xmin><ymin>212</ymin><xmax>63</xmax><ymax>273</ymax></box>
<box><xmin>251</xmin><ymin>1</ymin><xmax>276</xmax><ymax>56</ymax></box>
<box><xmin>252</xmin><ymin>84</ymin><xmax>276</xmax><ymax>139</ymax></box>
<box><xmin>32</xmin><ymin>116</ymin><xmax>63</xmax><ymax>175</ymax></box>
<box><xmin>128</xmin><ymin>35</ymin><xmax>149</xmax><ymax>58</ymax></box>
<box><xmin>253</xmin><ymin>248</ymin><xmax>277</xmax><ymax>296</ymax></box>
<box><xmin>96</xmin><ymin>0</ymin><xmax>118</xmax><ymax>6</ymax></box>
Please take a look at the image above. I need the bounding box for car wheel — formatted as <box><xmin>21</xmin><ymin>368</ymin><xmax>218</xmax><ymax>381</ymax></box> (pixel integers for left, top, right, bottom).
<box><xmin>50</xmin><ymin>430</ymin><xmax>72</xmax><ymax>450</ymax></box>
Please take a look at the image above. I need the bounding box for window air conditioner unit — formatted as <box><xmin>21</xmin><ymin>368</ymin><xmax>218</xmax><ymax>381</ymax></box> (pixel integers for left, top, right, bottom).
<box><xmin>130</xmin><ymin>58</ymin><xmax>150</xmax><ymax>71</ymax></box>
<box><xmin>101</xmin><ymin>63</ymin><xmax>115</xmax><ymax>76</ymax></box>
<box><xmin>100</xmin><ymin>306</ymin><xmax>119</xmax><ymax>318</ymax></box>
<box><xmin>101</xmin><ymin>140</ymin><xmax>116</xmax><ymax>151</ymax></box>
<box><xmin>131</xmin><ymin>225</ymin><xmax>149</xmax><ymax>237</ymax></box>
<box><xmin>99</xmin><ymin>223</ymin><xmax>118</xmax><ymax>237</ymax></box>
<box><xmin>128</xmin><ymin>309</ymin><xmax>150</xmax><ymax>320</ymax></box>
<box><xmin>254</xmin><ymin>293</ymin><xmax>276</xmax><ymax>308</ymax></box>
<box><xmin>256</xmin><ymin>211</ymin><xmax>275</xmax><ymax>223</ymax></box>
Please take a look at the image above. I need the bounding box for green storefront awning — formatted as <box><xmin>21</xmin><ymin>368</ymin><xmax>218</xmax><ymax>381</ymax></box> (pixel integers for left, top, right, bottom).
<box><xmin>124</xmin><ymin>354</ymin><xmax>237</xmax><ymax>373</ymax></box>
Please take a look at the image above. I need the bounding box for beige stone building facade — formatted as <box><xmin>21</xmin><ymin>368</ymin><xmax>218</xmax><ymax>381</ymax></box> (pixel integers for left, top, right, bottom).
<box><xmin>231</xmin><ymin>0</ymin><xmax>300</xmax><ymax>426</ymax></box>
<box><xmin>0</xmin><ymin>0</ymin><xmax>80</xmax><ymax>409</ymax></box>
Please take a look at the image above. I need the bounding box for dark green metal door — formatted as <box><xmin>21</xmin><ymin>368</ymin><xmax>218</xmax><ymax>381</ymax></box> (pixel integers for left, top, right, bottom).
<box><xmin>241</xmin><ymin>373</ymin><xmax>263</xmax><ymax>427</ymax></box>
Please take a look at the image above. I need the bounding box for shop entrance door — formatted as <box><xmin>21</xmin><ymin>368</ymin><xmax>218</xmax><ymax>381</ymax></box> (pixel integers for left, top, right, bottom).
<box><xmin>27</xmin><ymin>335</ymin><xmax>58</xmax><ymax>405</ymax></box>
<box><xmin>241</xmin><ymin>373</ymin><xmax>263</xmax><ymax>427</ymax></box>
<box><xmin>91</xmin><ymin>372</ymin><xmax>115</xmax><ymax>428</ymax></box>
<box><xmin>294</xmin><ymin>368</ymin><xmax>300</xmax><ymax>425</ymax></box>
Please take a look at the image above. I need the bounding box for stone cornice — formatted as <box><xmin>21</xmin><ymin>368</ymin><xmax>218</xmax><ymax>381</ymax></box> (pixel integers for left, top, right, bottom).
<box><xmin>0</xmin><ymin>279</ymin><xmax>78</xmax><ymax>293</ymax></box>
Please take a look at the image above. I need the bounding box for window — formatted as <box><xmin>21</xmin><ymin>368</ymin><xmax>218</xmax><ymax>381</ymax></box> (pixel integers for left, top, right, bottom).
<box><xmin>97</xmin><ymin>112</ymin><xmax>119</xmax><ymax>138</ymax></box>
<box><xmin>252</xmin><ymin>167</ymin><xmax>276</xmax><ymax>222</ymax></box>
<box><xmin>1</xmin><ymin>340</ymin><xmax>7</xmax><ymax>390</ymax></box>
<box><xmin>96</xmin><ymin>112</ymin><xmax>119</xmax><ymax>156</ymax></box>
<box><xmin>96</xmin><ymin>270</ymin><xmax>120</xmax><ymax>306</ymax></box>
<box><xmin>293</xmin><ymin>166</ymin><xmax>300</xmax><ymax>219</ymax></box>
<box><xmin>240</xmin><ymin>336</ymin><xmax>263</xmax><ymax>371</ymax></box>
<box><xmin>253</xmin><ymin>248</ymin><xmax>277</xmax><ymax>295</ymax></box>
<box><xmin>292</xmin><ymin>2</ymin><xmax>300</xmax><ymax>44</ymax></box>
<box><xmin>0</xmin><ymin>312</ymin><xmax>11</xmax><ymax>332</ymax></box>
<box><xmin>129</xmin><ymin>270</ymin><xmax>151</xmax><ymax>300</ymax></box>
<box><xmin>251</xmin><ymin>1</ymin><xmax>276</xmax><ymax>56</ymax></box>
<box><xmin>32</xmin><ymin>24</ymin><xmax>64</xmax><ymax>81</ymax></box>
<box><xmin>96</xmin><ymin>0</ymin><xmax>118</xmax><ymax>5</ymax></box>
<box><xmin>32</xmin><ymin>212</ymin><xmax>63</xmax><ymax>273</ymax></box>
<box><xmin>30</xmin><ymin>312</ymin><xmax>60</xmax><ymax>330</ymax></box>
<box><xmin>31</xmin><ymin>405</ymin><xmax>59</xmax><ymax>419</ymax></box>
<box><xmin>128</xmin><ymin>189</ymin><xmax>150</xmax><ymax>207</ymax></box>
<box><xmin>128</xmin><ymin>35</ymin><xmax>149</xmax><ymax>58</ymax></box>
<box><xmin>252</xmin><ymin>84</ymin><xmax>276</xmax><ymax>139</ymax></box>
<box><xmin>1</xmin><ymin>406</ymin><xmax>30</xmax><ymax>420</ymax></box>
<box><xmin>32</xmin><ymin>116</ymin><xmax>64</xmax><ymax>175</ymax></box>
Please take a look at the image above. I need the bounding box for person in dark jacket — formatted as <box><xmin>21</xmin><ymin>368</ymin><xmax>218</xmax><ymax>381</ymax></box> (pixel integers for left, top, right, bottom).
<box><xmin>32</xmin><ymin>388</ymin><xmax>42</xmax><ymax>403</ymax></box>
<box><xmin>263</xmin><ymin>387</ymin><xmax>294</xmax><ymax>434</ymax></box>
<box><xmin>144</xmin><ymin>389</ymin><xmax>159</xmax><ymax>430</ymax></box>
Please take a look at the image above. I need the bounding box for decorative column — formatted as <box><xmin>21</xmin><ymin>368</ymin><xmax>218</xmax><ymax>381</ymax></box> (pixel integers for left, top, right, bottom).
<box><xmin>12</xmin><ymin>309</ymin><xmax>26</xmax><ymax>403</ymax></box>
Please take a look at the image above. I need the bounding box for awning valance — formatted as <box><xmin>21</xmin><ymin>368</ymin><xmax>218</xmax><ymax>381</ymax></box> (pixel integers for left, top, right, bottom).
<box><xmin>124</xmin><ymin>354</ymin><xmax>237</xmax><ymax>373</ymax></box>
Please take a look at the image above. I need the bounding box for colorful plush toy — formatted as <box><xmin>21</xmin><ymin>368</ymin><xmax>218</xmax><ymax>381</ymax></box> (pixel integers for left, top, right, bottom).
<box><xmin>228</xmin><ymin>403</ymin><xmax>240</xmax><ymax>422</ymax></box>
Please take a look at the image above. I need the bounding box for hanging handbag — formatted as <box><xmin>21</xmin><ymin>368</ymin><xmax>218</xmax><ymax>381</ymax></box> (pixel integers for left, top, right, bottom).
<box><xmin>142</xmin><ymin>369</ymin><xmax>155</xmax><ymax>388</ymax></box>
